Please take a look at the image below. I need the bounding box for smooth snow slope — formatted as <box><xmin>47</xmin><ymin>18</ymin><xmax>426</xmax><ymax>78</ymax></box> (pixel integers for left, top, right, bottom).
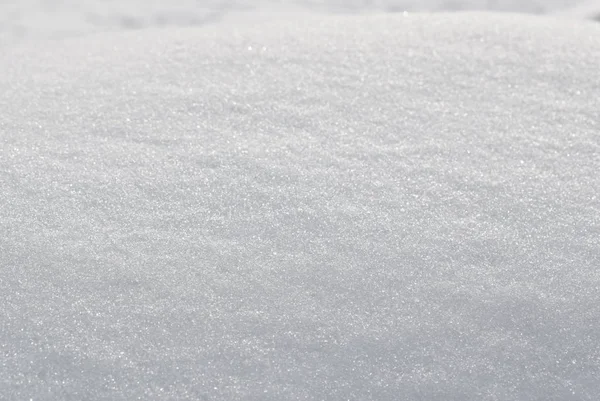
<box><xmin>1</xmin><ymin>0</ymin><xmax>600</xmax><ymax>43</ymax></box>
<box><xmin>1</xmin><ymin>12</ymin><xmax>600</xmax><ymax>401</ymax></box>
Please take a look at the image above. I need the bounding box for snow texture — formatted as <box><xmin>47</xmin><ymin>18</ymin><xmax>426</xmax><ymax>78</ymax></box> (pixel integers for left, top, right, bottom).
<box><xmin>1</xmin><ymin>9</ymin><xmax>600</xmax><ymax>401</ymax></box>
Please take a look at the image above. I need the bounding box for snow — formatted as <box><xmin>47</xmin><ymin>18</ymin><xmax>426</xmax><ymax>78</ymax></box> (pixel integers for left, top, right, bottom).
<box><xmin>1</xmin><ymin>6</ymin><xmax>600</xmax><ymax>401</ymax></box>
<box><xmin>1</xmin><ymin>0</ymin><xmax>600</xmax><ymax>42</ymax></box>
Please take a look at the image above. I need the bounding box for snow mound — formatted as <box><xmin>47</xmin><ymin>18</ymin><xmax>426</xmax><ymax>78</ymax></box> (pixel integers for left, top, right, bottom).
<box><xmin>1</xmin><ymin>12</ymin><xmax>599</xmax><ymax>401</ymax></box>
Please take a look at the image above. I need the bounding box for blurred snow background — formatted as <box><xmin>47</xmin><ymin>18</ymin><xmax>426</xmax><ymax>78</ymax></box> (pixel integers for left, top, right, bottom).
<box><xmin>1</xmin><ymin>0</ymin><xmax>600</xmax><ymax>42</ymax></box>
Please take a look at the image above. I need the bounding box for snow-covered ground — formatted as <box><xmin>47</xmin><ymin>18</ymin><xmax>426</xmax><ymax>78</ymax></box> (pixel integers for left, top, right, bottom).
<box><xmin>2</xmin><ymin>2</ymin><xmax>600</xmax><ymax>401</ymax></box>
<box><xmin>1</xmin><ymin>0</ymin><xmax>600</xmax><ymax>42</ymax></box>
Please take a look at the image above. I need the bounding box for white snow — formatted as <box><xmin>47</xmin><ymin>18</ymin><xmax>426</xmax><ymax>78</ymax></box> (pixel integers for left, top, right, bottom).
<box><xmin>1</xmin><ymin>7</ymin><xmax>600</xmax><ymax>401</ymax></box>
<box><xmin>1</xmin><ymin>0</ymin><xmax>600</xmax><ymax>42</ymax></box>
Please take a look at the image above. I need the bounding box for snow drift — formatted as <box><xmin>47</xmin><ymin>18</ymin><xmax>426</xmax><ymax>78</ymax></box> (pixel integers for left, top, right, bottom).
<box><xmin>1</xmin><ymin>12</ymin><xmax>599</xmax><ymax>401</ymax></box>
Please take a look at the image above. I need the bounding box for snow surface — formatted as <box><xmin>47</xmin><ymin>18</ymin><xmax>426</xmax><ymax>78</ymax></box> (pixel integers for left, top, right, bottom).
<box><xmin>1</xmin><ymin>9</ymin><xmax>600</xmax><ymax>401</ymax></box>
<box><xmin>1</xmin><ymin>0</ymin><xmax>600</xmax><ymax>43</ymax></box>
